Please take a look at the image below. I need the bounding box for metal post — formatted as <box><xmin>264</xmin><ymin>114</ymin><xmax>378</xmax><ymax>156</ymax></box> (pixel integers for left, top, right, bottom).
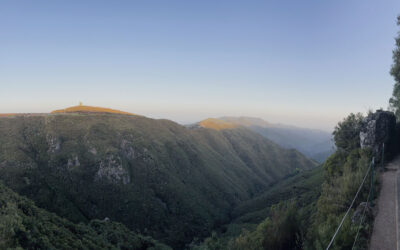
<box><xmin>382</xmin><ymin>143</ymin><xmax>385</xmax><ymax>168</ymax></box>
<box><xmin>370</xmin><ymin>157</ymin><xmax>375</xmax><ymax>206</ymax></box>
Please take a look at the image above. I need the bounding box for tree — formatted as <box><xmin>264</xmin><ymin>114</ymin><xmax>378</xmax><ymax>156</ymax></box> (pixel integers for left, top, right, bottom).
<box><xmin>229</xmin><ymin>202</ymin><xmax>301</xmax><ymax>250</ymax></box>
<box><xmin>333</xmin><ymin>113</ymin><xmax>364</xmax><ymax>152</ymax></box>
<box><xmin>389</xmin><ymin>16</ymin><xmax>400</xmax><ymax>119</ymax></box>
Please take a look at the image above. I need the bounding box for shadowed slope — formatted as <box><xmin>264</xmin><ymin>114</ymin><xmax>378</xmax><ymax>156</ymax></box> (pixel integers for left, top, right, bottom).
<box><xmin>0</xmin><ymin>181</ymin><xmax>171</xmax><ymax>249</ymax></box>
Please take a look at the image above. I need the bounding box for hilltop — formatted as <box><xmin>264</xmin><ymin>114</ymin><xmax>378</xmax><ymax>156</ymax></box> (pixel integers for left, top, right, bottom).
<box><xmin>197</xmin><ymin>118</ymin><xmax>238</xmax><ymax>130</ymax></box>
<box><xmin>195</xmin><ymin>117</ymin><xmax>335</xmax><ymax>162</ymax></box>
<box><xmin>0</xmin><ymin>105</ymin><xmax>136</xmax><ymax>118</ymax></box>
<box><xmin>51</xmin><ymin>105</ymin><xmax>136</xmax><ymax>116</ymax></box>
<box><xmin>0</xmin><ymin>113</ymin><xmax>18</xmax><ymax>117</ymax></box>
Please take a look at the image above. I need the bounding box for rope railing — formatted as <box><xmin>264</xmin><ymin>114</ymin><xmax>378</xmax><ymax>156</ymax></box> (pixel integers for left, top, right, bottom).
<box><xmin>326</xmin><ymin>143</ymin><xmax>384</xmax><ymax>250</ymax></box>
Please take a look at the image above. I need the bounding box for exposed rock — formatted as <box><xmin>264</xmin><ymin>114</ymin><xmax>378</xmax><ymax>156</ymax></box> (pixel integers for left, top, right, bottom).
<box><xmin>101</xmin><ymin>217</ymin><xmax>110</xmax><ymax>222</ymax></box>
<box><xmin>360</xmin><ymin>110</ymin><xmax>396</xmax><ymax>162</ymax></box>
<box><xmin>23</xmin><ymin>177</ymin><xmax>31</xmax><ymax>185</ymax></box>
<box><xmin>95</xmin><ymin>155</ymin><xmax>130</xmax><ymax>185</ymax></box>
<box><xmin>89</xmin><ymin>147</ymin><xmax>97</xmax><ymax>155</ymax></box>
<box><xmin>352</xmin><ymin>201</ymin><xmax>372</xmax><ymax>224</ymax></box>
<box><xmin>47</xmin><ymin>135</ymin><xmax>61</xmax><ymax>153</ymax></box>
<box><xmin>67</xmin><ymin>156</ymin><xmax>80</xmax><ymax>168</ymax></box>
<box><xmin>121</xmin><ymin>139</ymin><xmax>135</xmax><ymax>159</ymax></box>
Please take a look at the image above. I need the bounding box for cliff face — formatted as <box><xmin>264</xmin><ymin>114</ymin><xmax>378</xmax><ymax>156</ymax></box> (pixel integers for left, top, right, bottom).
<box><xmin>360</xmin><ymin>110</ymin><xmax>397</xmax><ymax>162</ymax></box>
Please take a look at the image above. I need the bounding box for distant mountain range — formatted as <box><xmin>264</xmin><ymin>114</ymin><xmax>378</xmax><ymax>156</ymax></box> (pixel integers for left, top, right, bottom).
<box><xmin>194</xmin><ymin>116</ymin><xmax>335</xmax><ymax>163</ymax></box>
<box><xmin>0</xmin><ymin>107</ymin><xmax>317</xmax><ymax>248</ymax></box>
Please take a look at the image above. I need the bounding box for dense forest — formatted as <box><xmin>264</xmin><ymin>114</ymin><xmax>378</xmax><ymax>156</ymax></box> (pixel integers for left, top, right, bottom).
<box><xmin>0</xmin><ymin>113</ymin><xmax>315</xmax><ymax>249</ymax></box>
<box><xmin>191</xmin><ymin>113</ymin><xmax>379</xmax><ymax>250</ymax></box>
<box><xmin>0</xmin><ymin>111</ymin><xmax>382</xmax><ymax>249</ymax></box>
<box><xmin>0</xmin><ymin>180</ymin><xmax>170</xmax><ymax>249</ymax></box>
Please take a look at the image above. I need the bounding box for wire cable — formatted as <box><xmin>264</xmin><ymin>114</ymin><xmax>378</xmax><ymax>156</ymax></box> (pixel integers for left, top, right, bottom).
<box><xmin>351</xmin><ymin>185</ymin><xmax>372</xmax><ymax>250</ymax></box>
<box><xmin>326</xmin><ymin>159</ymin><xmax>373</xmax><ymax>250</ymax></box>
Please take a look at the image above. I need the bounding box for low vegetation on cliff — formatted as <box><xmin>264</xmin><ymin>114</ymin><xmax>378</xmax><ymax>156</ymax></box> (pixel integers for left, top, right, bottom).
<box><xmin>0</xmin><ymin>181</ymin><xmax>170</xmax><ymax>250</ymax></box>
<box><xmin>192</xmin><ymin>112</ymin><xmax>377</xmax><ymax>249</ymax></box>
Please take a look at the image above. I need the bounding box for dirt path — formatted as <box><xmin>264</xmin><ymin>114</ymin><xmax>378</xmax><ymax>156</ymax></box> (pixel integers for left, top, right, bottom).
<box><xmin>369</xmin><ymin>159</ymin><xmax>399</xmax><ymax>250</ymax></box>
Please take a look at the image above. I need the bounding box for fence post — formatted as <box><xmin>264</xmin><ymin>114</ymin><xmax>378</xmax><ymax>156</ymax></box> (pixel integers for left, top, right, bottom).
<box><xmin>381</xmin><ymin>143</ymin><xmax>385</xmax><ymax>168</ymax></box>
<box><xmin>370</xmin><ymin>157</ymin><xmax>375</xmax><ymax>206</ymax></box>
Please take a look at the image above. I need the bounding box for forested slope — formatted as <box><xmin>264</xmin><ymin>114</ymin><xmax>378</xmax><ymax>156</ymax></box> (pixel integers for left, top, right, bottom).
<box><xmin>0</xmin><ymin>113</ymin><xmax>316</xmax><ymax>248</ymax></box>
<box><xmin>0</xmin><ymin>181</ymin><xmax>170</xmax><ymax>250</ymax></box>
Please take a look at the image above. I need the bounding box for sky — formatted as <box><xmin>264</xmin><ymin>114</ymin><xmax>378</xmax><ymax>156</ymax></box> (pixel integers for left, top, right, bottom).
<box><xmin>1</xmin><ymin>0</ymin><xmax>400</xmax><ymax>131</ymax></box>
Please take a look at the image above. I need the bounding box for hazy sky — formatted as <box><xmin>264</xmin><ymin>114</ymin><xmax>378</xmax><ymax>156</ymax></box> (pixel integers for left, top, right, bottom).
<box><xmin>1</xmin><ymin>0</ymin><xmax>400</xmax><ymax>131</ymax></box>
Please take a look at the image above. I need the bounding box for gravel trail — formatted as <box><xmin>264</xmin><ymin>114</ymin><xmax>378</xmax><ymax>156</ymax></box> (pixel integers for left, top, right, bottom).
<box><xmin>369</xmin><ymin>159</ymin><xmax>399</xmax><ymax>250</ymax></box>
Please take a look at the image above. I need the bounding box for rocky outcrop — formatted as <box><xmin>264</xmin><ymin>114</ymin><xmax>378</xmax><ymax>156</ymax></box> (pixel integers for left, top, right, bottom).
<box><xmin>67</xmin><ymin>156</ymin><xmax>81</xmax><ymax>168</ymax></box>
<box><xmin>352</xmin><ymin>202</ymin><xmax>372</xmax><ymax>224</ymax></box>
<box><xmin>47</xmin><ymin>134</ymin><xmax>61</xmax><ymax>153</ymax></box>
<box><xmin>121</xmin><ymin>139</ymin><xmax>135</xmax><ymax>159</ymax></box>
<box><xmin>360</xmin><ymin>110</ymin><xmax>396</xmax><ymax>162</ymax></box>
<box><xmin>95</xmin><ymin>155</ymin><xmax>130</xmax><ymax>185</ymax></box>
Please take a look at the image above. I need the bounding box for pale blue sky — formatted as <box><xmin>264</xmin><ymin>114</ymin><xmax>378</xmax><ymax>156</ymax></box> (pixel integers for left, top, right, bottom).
<box><xmin>1</xmin><ymin>0</ymin><xmax>400</xmax><ymax>131</ymax></box>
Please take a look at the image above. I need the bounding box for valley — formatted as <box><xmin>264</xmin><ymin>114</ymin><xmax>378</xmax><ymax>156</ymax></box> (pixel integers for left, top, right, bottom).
<box><xmin>0</xmin><ymin>110</ymin><xmax>317</xmax><ymax>248</ymax></box>
<box><xmin>196</xmin><ymin>117</ymin><xmax>335</xmax><ymax>163</ymax></box>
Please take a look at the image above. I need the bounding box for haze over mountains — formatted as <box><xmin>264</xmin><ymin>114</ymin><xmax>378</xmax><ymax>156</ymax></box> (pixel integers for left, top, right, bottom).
<box><xmin>195</xmin><ymin>116</ymin><xmax>335</xmax><ymax>163</ymax></box>
<box><xmin>0</xmin><ymin>106</ymin><xmax>317</xmax><ymax>249</ymax></box>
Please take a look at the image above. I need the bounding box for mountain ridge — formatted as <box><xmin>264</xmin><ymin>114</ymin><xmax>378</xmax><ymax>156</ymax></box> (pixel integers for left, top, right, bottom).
<box><xmin>0</xmin><ymin>113</ymin><xmax>317</xmax><ymax>248</ymax></box>
<box><xmin>195</xmin><ymin>116</ymin><xmax>335</xmax><ymax>162</ymax></box>
<box><xmin>51</xmin><ymin>105</ymin><xmax>137</xmax><ymax>116</ymax></box>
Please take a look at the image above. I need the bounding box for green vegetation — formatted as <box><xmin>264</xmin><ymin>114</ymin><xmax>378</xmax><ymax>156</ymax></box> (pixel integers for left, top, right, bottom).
<box><xmin>189</xmin><ymin>166</ymin><xmax>324</xmax><ymax>249</ymax></box>
<box><xmin>0</xmin><ymin>114</ymin><xmax>316</xmax><ymax>248</ymax></box>
<box><xmin>231</xmin><ymin>166</ymin><xmax>323</xmax><ymax>227</ymax></box>
<box><xmin>229</xmin><ymin>202</ymin><xmax>301</xmax><ymax>250</ymax></box>
<box><xmin>0</xmin><ymin>181</ymin><xmax>170</xmax><ymax>250</ymax></box>
<box><xmin>390</xmin><ymin>16</ymin><xmax>400</xmax><ymax>119</ymax></box>
<box><xmin>0</xmin><ymin>110</ymin><xmax>376</xmax><ymax>249</ymax></box>
<box><xmin>332</xmin><ymin>113</ymin><xmax>364</xmax><ymax>152</ymax></box>
<box><xmin>212</xmin><ymin>117</ymin><xmax>335</xmax><ymax>163</ymax></box>
<box><xmin>308</xmin><ymin>113</ymin><xmax>374</xmax><ymax>250</ymax></box>
<box><xmin>192</xmin><ymin>113</ymin><xmax>375</xmax><ymax>249</ymax></box>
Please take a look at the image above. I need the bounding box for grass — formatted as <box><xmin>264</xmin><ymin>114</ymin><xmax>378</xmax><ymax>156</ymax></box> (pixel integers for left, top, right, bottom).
<box><xmin>199</xmin><ymin>118</ymin><xmax>238</xmax><ymax>130</ymax></box>
<box><xmin>51</xmin><ymin>105</ymin><xmax>136</xmax><ymax>116</ymax></box>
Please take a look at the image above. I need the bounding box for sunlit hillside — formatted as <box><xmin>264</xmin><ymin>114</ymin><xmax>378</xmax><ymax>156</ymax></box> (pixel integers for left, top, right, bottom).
<box><xmin>0</xmin><ymin>114</ymin><xmax>17</xmax><ymax>117</ymax></box>
<box><xmin>198</xmin><ymin>118</ymin><xmax>238</xmax><ymax>130</ymax></box>
<box><xmin>51</xmin><ymin>105</ymin><xmax>136</xmax><ymax>116</ymax></box>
